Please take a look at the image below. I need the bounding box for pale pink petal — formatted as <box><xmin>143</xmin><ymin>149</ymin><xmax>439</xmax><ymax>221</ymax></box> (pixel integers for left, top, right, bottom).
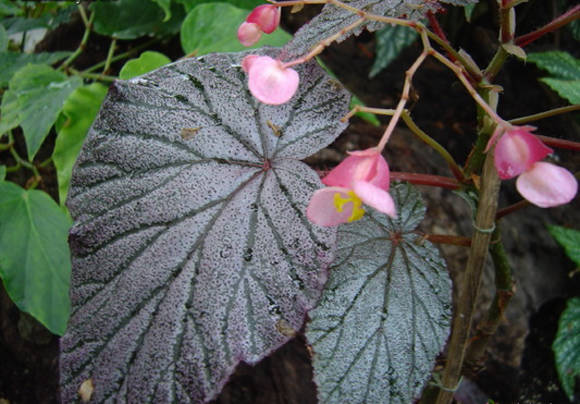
<box><xmin>484</xmin><ymin>126</ymin><xmax>506</xmax><ymax>153</ymax></box>
<box><xmin>516</xmin><ymin>162</ymin><xmax>578</xmax><ymax>208</ymax></box>
<box><xmin>494</xmin><ymin>127</ymin><xmax>552</xmax><ymax>179</ymax></box>
<box><xmin>322</xmin><ymin>149</ymin><xmax>389</xmax><ymax>190</ymax></box>
<box><xmin>247</xmin><ymin>56</ymin><xmax>299</xmax><ymax>105</ymax></box>
<box><xmin>353</xmin><ymin>181</ymin><xmax>397</xmax><ymax>218</ymax></box>
<box><xmin>246</xmin><ymin>5</ymin><xmax>280</xmax><ymax>34</ymax></box>
<box><xmin>241</xmin><ymin>54</ymin><xmax>259</xmax><ymax>73</ymax></box>
<box><xmin>306</xmin><ymin>187</ymin><xmax>355</xmax><ymax>227</ymax></box>
<box><xmin>237</xmin><ymin>22</ymin><xmax>262</xmax><ymax>47</ymax></box>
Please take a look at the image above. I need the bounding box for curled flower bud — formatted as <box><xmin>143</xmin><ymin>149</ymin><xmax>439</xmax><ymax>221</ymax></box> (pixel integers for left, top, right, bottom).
<box><xmin>307</xmin><ymin>148</ymin><xmax>396</xmax><ymax>226</ymax></box>
<box><xmin>242</xmin><ymin>55</ymin><xmax>299</xmax><ymax>105</ymax></box>
<box><xmin>237</xmin><ymin>22</ymin><xmax>262</xmax><ymax>47</ymax></box>
<box><xmin>246</xmin><ymin>4</ymin><xmax>281</xmax><ymax>34</ymax></box>
<box><xmin>237</xmin><ymin>4</ymin><xmax>281</xmax><ymax>47</ymax></box>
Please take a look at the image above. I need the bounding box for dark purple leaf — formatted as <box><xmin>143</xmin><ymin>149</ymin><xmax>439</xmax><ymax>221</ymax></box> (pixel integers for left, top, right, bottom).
<box><xmin>60</xmin><ymin>49</ymin><xmax>350</xmax><ymax>403</ymax></box>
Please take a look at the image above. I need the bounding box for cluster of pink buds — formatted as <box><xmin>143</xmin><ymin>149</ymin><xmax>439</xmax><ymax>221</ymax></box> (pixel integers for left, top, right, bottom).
<box><xmin>237</xmin><ymin>5</ymin><xmax>281</xmax><ymax>47</ymax></box>
<box><xmin>307</xmin><ymin>148</ymin><xmax>396</xmax><ymax>226</ymax></box>
<box><xmin>489</xmin><ymin>126</ymin><xmax>577</xmax><ymax>207</ymax></box>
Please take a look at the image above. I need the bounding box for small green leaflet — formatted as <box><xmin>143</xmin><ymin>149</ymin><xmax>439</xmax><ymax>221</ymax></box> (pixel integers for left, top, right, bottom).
<box><xmin>548</xmin><ymin>225</ymin><xmax>580</xmax><ymax>266</ymax></box>
<box><xmin>370</xmin><ymin>25</ymin><xmax>418</xmax><ymax>78</ymax></box>
<box><xmin>553</xmin><ymin>297</ymin><xmax>580</xmax><ymax>401</ymax></box>
<box><xmin>0</xmin><ymin>51</ymin><xmax>71</xmax><ymax>87</ymax></box>
<box><xmin>527</xmin><ymin>51</ymin><xmax>580</xmax><ymax>105</ymax></box>
<box><xmin>307</xmin><ymin>184</ymin><xmax>451</xmax><ymax>404</ymax></box>
<box><xmin>1</xmin><ymin>64</ymin><xmax>81</xmax><ymax>159</ymax></box>
<box><xmin>119</xmin><ymin>51</ymin><xmax>171</xmax><ymax>80</ymax></box>
<box><xmin>0</xmin><ymin>181</ymin><xmax>72</xmax><ymax>335</ymax></box>
<box><xmin>53</xmin><ymin>83</ymin><xmax>108</xmax><ymax>204</ymax></box>
<box><xmin>180</xmin><ymin>3</ymin><xmax>291</xmax><ymax>55</ymax></box>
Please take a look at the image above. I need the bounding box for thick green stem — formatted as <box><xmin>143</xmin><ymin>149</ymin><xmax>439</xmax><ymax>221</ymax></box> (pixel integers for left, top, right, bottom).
<box><xmin>464</xmin><ymin>225</ymin><xmax>513</xmax><ymax>367</ymax></box>
<box><xmin>435</xmin><ymin>151</ymin><xmax>502</xmax><ymax>404</ymax></box>
<box><xmin>103</xmin><ymin>38</ymin><xmax>117</xmax><ymax>75</ymax></box>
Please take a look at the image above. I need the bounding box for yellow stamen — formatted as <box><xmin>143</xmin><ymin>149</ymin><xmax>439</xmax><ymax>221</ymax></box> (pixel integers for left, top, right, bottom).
<box><xmin>333</xmin><ymin>191</ymin><xmax>365</xmax><ymax>223</ymax></box>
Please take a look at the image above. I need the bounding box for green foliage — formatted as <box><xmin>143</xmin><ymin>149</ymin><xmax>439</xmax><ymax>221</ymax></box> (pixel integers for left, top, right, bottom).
<box><xmin>180</xmin><ymin>3</ymin><xmax>291</xmax><ymax>55</ymax></box>
<box><xmin>527</xmin><ymin>51</ymin><xmax>580</xmax><ymax>104</ymax></box>
<box><xmin>0</xmin><ymin>0</ymin><xmax>23</xmax><ymax>17</ymax></box>
<box><xmin>549</xmin><ymin>225</ymin><xmax>580</xmax><ymax>266</ymax></box>
<box><xmin>90</xmin><ymin>0</ymin><xmax>184</xmax><ymax>40</ymax></box>
<box><xmin>1</xmin><ymin>64</ymin><xmax>81</xmax><ymax>159</ymax></box>
<box><xmin>350</xmin><ymin>94</ymin><xmax>380</xmax><ymax>126</ymax></box>
<box><xmin>177</xmin><ymin>0</ymin><xmax>264</xmax><ymax>12</ymax></box>
<box><xmin>0</xmin><ymin>165</ymin><xmax>5</xmax><ymax>181</ymax></box>
<box><xmin>119</xmin><ymin>50</ymin><xmax>171</xmax><ymax>80</ymax></box>
<box><xmin>553</xmin><ymin>297</ymin><xmax>580</xmax><ymax>401</ymax></box>
<box><xmin>370</xmin><ymin>24</ymin><xmax>418</xmax><ymax>78</ymax></box>
<box><xmin>53</xmin><ymin>83</ymin><xmax>108</xmax><ymax>205</ymax></box>
<box><xmin>151</xmin><ymin>0</ymin><xmax>172</xmax><ymax>21</ymax></box>
<box><xmin>0</xmin><ymin>23</ymin><xmax>7</xmax><ymax>52</ymax></box>
<box><xmin>0</xmin><ymin>51</ymin><xmax>71</xmax><ymax>87</ymax></box>
<box><xmin>0</xmin><ymin>181</ymin><xmax>72</xmax><ymax>335</ymax></box>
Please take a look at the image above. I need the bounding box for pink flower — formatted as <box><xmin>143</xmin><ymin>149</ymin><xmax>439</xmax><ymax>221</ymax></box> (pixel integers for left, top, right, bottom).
<box><xmin>516</xmin><ymin>162</ymin><xmax>577</xmax><ymax>208</ymax></box>
<box><xmin>490</xmin><ymin>126</ymin><xmax>577</xmax><ymax>208</ymax></box>
<box><xmin>493</xmin><ymin>126</ymin><xmax>552</xmax><ymax>179</ymax></box>
<box><xmin>242</xmin><ymin>55</ymin><xmax>299</xmax><ymax>105</ymax></box>
<box><xmin>237</xmin><ymin>5</ymin><xmax>281</xmax><ymax>47</ymax></box>
<box><xmin>307</xmin><ymin>148</ymin><xmax>396</xmax><ymax>226</ymax></box>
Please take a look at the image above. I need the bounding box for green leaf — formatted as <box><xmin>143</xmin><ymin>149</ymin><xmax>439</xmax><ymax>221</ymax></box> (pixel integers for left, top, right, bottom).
<box><xmin>0</xmin><ymin>51</ymin><xmax>71</xmax><ymax>87</ymax></box>
<box><xmin>528</xmin><ymin>51</ymin><xmax>580</xmax><ymax>104</ymax></box>
<box><xmin>151</xmin><ymin>0</ymin><xmax>172</xmax><ymax>21</ymax></box>
<box><xmin>464</xmin><ymin>3</ymin><xmax>476</xmax><ymax>22</ymax></box>
<box><xmin>176</xmin><ymin>0</ymin><xmax>263</xmax><ymax>12</ymax></box>
<box><xmin>3</xmin><ymin>64</ymin><xmax>82</xmax><ymax>159</ymax></box>
<box><xmin>0</xmin><ymin>165</ymin><xmax>5</xmax><ymax>181</ymax></box>
<box><xmin>118</xmin><ymin>50</ymin><xmax>171</xmax><ymax>80</ymax></box>
<box><xmin>53</xmin><ymin>83</ymin><xmax>108</xmax><ymax>204</ymax></box>
<box><xmin>370</xmin><ymin>24</ymin><xmax>418</xmax><ymax>78</ymax></box>
<box><xmin>539</xmin><ymin>78</ymin><xmax>580</xmax><ymax>105</ymax></box>
<box><xmin>0</xmin><ymin>88</ymin><xmax>21</xmax><ymax>135</ymax></box>
<box><xmin>0</xmin><ymin>0</ymin><xmax>23</xmax><ymax>17</ymax></box>
<box><xmin>0</xmin><ymin>181</ymin><xmax>72</xmax><ymax>335</ymax></box>
<box><xmin>528</xmin><ymin>51</ymin><xmax>580</xmax><ymax>80</ymax></box>
<box><xmin>0</xmin><ymin>23</ymin><xmax>7</xmax><ymax>52</ymax></box>
<box><xmin>549</xmin><ymin>225</ymin><xmax>580</xmax><ymax>266</ymax></box>
<box><xmin>91</xmin><ymin>0</ymin><xmax>184</xmax><ymax>40</ymax></box>
<box><xmin>307</xmin><ymin>184</ymin><xmax>452</xmax><ymax>404</ymax></box>
<box><xmin>180</xmin><ymin>3</ymin><xmax>291</xmax><ymax>55</ymax></box>
<box><xmin>553</xmin><ymin>297</ymin><xmax>580</xmax><ymax>401</ymax></box>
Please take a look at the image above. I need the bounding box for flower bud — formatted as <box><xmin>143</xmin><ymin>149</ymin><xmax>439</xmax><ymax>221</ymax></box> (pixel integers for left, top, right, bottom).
<box><xmin>237</xmin><ymin>22</ymin><xmax>262</xmax><ymax>47</ymax></box>
<box><xmin>246</xmin><ymin>4</ymin><xmax>281</xmax><ymax>34</ymax></box>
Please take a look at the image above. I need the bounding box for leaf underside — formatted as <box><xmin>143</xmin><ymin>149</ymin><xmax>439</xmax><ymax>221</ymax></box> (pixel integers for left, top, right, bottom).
<box><xmin>60</xmin><ymin>49</ymin><xmax>350</xmax><ymax>403</ymax></box>
<box><xmin>282</xmin><ymin>0</ymin><xmax>477</xmax><ymax>60</ymax></box>
<box><xmin>307</xmin><ymin>184</ymin><xmax>452</xmax><ymax>404</ymax></box>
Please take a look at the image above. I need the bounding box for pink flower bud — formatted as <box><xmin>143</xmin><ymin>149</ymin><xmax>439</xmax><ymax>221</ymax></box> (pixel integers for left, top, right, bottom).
<box><xmin>493</xmin><ymin>126</ymin><xmax>552</xmax><ymax>179</ymax></box>
<box><xmin>246</xmin><ymin>4</ymin><xmax>281</xmax><ymax>34</ymax></box>
<box><xmin>516</xmin><ymin>162</ymin><xmax>577</xmax><ymax>208</ymax></box>
<box><xmin>243</xmin><ymin>55</ymin><xmax>299</xmax><ymax>105</ymax></box>
<box><xmin>307</xmin><ymin>148</ymin><xmax>396</xmax><ymax>226</ymax></box>
<box><xmin>237</xmin><ymin>22</ymin><xmax>262</xmax><ymax>47</ymax></box>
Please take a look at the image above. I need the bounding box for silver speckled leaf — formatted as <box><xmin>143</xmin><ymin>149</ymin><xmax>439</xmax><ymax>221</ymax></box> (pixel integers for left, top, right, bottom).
<box><xmin>60</xmin><ymin>49</ymin><xmax>350</xmax><ymax>403</ymax></box>
<box><xmin>282</xmin><ymin>0</ymin><xmax>478</xmax><ymax>60</ymax></box>
<box><xmin>306</xmin><ymin>184</ymin><xmax>452</xmax><ymax>404</ymax></box>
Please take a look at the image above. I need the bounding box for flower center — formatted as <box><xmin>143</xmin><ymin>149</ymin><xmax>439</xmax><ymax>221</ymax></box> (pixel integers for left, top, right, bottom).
<box><xmin>333</xmin><ymin>191</ymin><xmax>365</xmax><ymax>223</ymax></box>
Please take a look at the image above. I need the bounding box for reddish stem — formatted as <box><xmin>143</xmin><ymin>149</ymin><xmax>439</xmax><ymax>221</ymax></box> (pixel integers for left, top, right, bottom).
<box><xmin>496</xmin><ymin>199</ymin><xmax>529</xmax><ymax>220</ymax></box>
<box><xmin>515</xmin><ymin>5</ymin><xmax>580</xmax><ymax>47</ymax></box>
<box><xmin>391</xmin><ymin>171</ymin><xmax>460</xmax><ymax>189</ymax></box>
<box><xmin>424</xmin><ymin>234</ymin><xmax>471</xmax><ymax>247</ymax></box>
<box><xmin>538</xmin><ymin>135</ymin><xmax>580</xmax><ymax>152</ymax></box>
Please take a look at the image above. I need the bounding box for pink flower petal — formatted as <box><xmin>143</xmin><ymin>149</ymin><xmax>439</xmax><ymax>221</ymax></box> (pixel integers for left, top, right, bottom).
<box><xmin>246</xmin><ymin>5</ymin><xmax>280</xmax><ymax>34</ymax></box>
<box><xmin>494</xmin><ymin>127</ymin><xmax>552</xmax><ymax>179</ymax></box>
<box><xmin>237</xmin><ymin>22</ymin><xmax>262</xmax><ymax>47</ymax></box>
<box><xmin>307</xmin><ymin>187</ymin><xmax>361</xmax><ymax>227</ymax></box>
<box><xmin>516</xmin><ymin>162</ymin><xmax>578</xmax><ymax>208</ymax></box>
<box><xmin>246</xmin><ymin>56</ymin><xmax>299</xmax><ymax>105</ymax></box>
<box><xmin>241</xmin><ymin>54</ymin><xmax>259</xmax><ymax>73</ymax></box>
<box><xmin>353</xmin><ymin>181</ymin><xmax>397</xmax><ymax>218</ymax></box>
<box><xmin>322</xmin><ymin>148</ymin><xmax>390</xmax><ymax>191</ymax></box>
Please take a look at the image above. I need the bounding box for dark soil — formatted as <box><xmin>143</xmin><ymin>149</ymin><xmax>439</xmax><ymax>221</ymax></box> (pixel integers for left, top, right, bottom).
<box><xmin>1</xmin><ymin>1</ymin><xmax>579</xmax><ymax>403</ymax></box>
